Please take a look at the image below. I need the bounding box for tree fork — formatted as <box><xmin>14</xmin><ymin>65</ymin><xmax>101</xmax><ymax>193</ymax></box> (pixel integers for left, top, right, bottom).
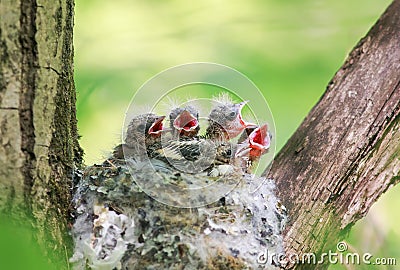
<box><xmin>267</xmin><ymin>1</ymin><xmax>400</xmax><ymax>268</ymax></box>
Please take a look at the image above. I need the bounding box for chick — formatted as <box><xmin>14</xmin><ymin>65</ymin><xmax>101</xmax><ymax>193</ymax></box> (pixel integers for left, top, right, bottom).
<box><xmin>169</xmin><ymin>105</ymin><xmax>200</xmax><ymax>138</ymax></box>
<box><xmin>205</xmin><ymin>100</ymin><xmax>253</xmax><ymax>141</ymax></box>
<box><xmin>235</xmin><ymin>124</ymin><xmax>271</xmax><ymax>172</ymax></box>
<box><xmin>155</xmin><ymin>101</ymin><xmax>248</xmax><ymax>173</ymax></box>
<box><xmin>112</xmin><ymin>113</ymin><xmax>165</xmax><ymax>160</ymax></box>
<box><xmin>125</xmin><ymin>113</ymin><xmax>165</xmax><ymax>146</ymax></box>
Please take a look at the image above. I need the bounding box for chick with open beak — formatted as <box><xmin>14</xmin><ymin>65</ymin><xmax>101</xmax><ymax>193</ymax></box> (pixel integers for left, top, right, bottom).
<box><xmin>206</xmin><ymin>100</ymin><xmax>254</xmax><ymax>141</ymax></box>
<box><xmin>235</xmin><ymin>124</ymin><xmax>271</xmax><ymax>172</ymax></box>
<box><xmin>112</xmin><ymin>113</ymin><xmax>165</xmax><ymax>160</ymax></box>
<box><xmin>125</xmin><ymin>113</ymin><xmax>165</xmax><ymax>146</ymax></box>
<box><xmin>169</xmin><ymin>106</ymin><xmax>200</xmax><ymax>138</ymax></box>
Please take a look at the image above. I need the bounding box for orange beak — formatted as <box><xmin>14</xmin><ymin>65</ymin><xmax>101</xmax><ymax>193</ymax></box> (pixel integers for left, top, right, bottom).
<box><xmin>148</xmin><ymin>115</ymin><xmax>165</xmax><ymax>135</ymax></box>
<box><xmin>173</xmin><ymin>110</ymin><xmax>199</xmax><ymax>132</ymax></box>
<box><xmin>248</xmin><ymin>124</ymin><xmax>270</xmax><ymax>151</ymax></box>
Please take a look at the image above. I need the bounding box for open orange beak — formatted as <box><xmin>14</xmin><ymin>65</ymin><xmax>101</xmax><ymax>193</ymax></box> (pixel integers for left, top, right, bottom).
<box><xmin>248</xmin><ymin>124</ymin><xmax>270</xmax><ymax>151</ymax></box>
<box><xmin>173</xmin><ymin>110</ymin><xmax>199</xmax><ymax>132</ymax></box>
<box><xmin>148</xmin><ymin>115</ymin><xmax>165</xmax><ymax>135</ymax></box>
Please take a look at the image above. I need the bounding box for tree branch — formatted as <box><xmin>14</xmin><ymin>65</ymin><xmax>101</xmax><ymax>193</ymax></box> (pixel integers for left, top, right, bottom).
<box><xmin>267</xmin><ymin>0</ymin><xmax>400</xmax><ymax>268</ymax></box>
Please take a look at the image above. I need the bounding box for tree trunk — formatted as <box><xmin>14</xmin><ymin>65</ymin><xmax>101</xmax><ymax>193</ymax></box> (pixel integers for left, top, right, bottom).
<box><xmin>0</xmin><ymin>0</ymin><xmax>82</xmax><ymax>267</ymax></box>
<box><xmin>268</xmin><ymin>0</ymin><xmax>400</xmax><ymax>268</ymax></box>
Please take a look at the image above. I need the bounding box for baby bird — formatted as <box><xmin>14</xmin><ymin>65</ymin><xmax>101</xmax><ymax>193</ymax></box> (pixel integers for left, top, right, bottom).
<box><xmin>205</xmin><ymin>100</ymin><xmax>253</xmax><ymax>141</ymax></box>
<box><xmin>235</xmin><ymin>124</ymin><xmax>271</xmax><ymax>172</ymax></box>
<box><xmin>154</xmin><ymin>104</ymin><xmax>240</xmax><ymax>173</ymax></box>
<box><xmin>169</xmin><ymin>105</ymin><xmax>200</xmax><ymax>138</ymax></box>
<box><xmin>125</xmin><ymin>113</ymin><xmax>165</xmax><ymax>146</ymax></box>
<box><xmin>112</xmin><ymin>113</ymin><xmax>165</xmax><ymax>160</ymax></box>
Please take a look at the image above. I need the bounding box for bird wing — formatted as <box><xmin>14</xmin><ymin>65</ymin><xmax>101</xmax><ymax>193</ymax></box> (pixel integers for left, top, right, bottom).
<box><xmin>155</xmin><ymin>140</ymin><xmax>203</xmax><ymax>162</ymax></box>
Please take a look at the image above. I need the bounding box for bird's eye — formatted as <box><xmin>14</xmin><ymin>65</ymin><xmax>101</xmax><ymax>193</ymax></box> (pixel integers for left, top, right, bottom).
<box><xmin>229</xmin><ymin>111</ymin><xmax>237</xmax><ymax>118</ymax></box>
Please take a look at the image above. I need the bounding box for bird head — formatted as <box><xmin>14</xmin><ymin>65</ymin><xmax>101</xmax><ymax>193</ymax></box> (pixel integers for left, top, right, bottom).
<box><xmin>125</xmin><ymin>113</ymin><xmax>166</xmax><ymax>146</ymax></box>
<box><xmin>208</xmin><ymin>100</ymin><xmax>255</xmax><ymax>140</ymax></box>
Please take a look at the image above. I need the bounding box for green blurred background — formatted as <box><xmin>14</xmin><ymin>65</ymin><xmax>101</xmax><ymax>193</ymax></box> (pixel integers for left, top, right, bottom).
<box><xmin>74</xmin><ymin>0</ymin><xmax>398</xmax><ymax>268</ymax></box>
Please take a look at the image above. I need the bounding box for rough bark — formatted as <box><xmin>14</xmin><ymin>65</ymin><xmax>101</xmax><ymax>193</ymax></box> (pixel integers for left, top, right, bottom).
<box><xmin>0</xmin><ymin>0</ymin><xmax>82</xmax><ymax>267</ymax></box>
<box><xmin>267</xmin><ymin>1</ymin><xmax>400</xmax><ymax>268</ymax></box>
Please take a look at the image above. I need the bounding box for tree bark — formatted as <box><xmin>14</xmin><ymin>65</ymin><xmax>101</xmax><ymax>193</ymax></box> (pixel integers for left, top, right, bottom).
<box><xmin>267</xmin><ymin>0</ymin><xmax>400</xmax><ymax>268</ymax></box>
<box><xmin>0</xmin><ymin>0</ymin><xmax>82</xmax><ymax>267</ymax></box>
